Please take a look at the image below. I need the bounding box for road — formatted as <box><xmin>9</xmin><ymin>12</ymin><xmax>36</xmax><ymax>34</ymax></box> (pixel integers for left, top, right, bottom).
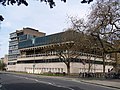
<box><xmin>0</xmin><ymin>72</ymin><xmax>118</xmax><ymax>90</ymax></box>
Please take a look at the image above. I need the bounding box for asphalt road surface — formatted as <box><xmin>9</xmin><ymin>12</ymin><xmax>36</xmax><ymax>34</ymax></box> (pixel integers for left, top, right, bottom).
<box><xmin>0</xmin><ymin>72</ymin><xmax>118</xmax><ymax>90</ymax></box>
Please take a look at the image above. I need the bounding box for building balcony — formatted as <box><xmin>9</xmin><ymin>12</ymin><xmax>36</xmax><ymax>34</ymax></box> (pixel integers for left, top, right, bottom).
<box><xmin>10</xmin><ymin>34</ymin><xmax>17</xmax><ymax>39</ymax></box>
<box><xmin>17</xmin><ymin>54</ymin><xmax>58</xmax><ymax>62</ymax></box>
<box><xmin>17</xmin><ymin>52</ymin><xmax>115</xmax><ymax>66</ymax></box>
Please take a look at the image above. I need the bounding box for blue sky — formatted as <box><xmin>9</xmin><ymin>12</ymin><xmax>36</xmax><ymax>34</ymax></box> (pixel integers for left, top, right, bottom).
<box><xmin>0</xmin><ymin>0</ymin><xmax>93</xmax><ymax>57</ymax></box>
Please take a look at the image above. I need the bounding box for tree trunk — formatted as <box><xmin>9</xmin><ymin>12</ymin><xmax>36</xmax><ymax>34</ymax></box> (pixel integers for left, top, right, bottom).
<box><xmin>102</xmin><ymin>52</ymin><xmax>106</xmax><ymax>77</ymax></box>
<box><xmin>67</xmin><ymin>62</ymin><xmax>70</xmax><ymax>75</ymax></box>
<box><xmin>115</xmin><ymin>53</ymin><xmax>118</xmax><ymax>73</ymax></box>
<box><xmin>88</xmin><ymin>60</ymin><xmax>91</xmax><ymax>73</ymax></box>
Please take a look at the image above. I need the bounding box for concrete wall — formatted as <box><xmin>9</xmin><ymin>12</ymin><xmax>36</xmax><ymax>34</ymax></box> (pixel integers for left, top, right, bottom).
<box><xmin>15</xmin><ymin>63</ymin><xmax>67</xmax><ymax>74</ymax></box>
<box><xmin>7</xmin><ymin>65</ymin><xmax>16</xmax><ymax>71</ymax></box>
<box><xmin>8</xmin><ymin>62</ymin><xmax>113</xmax><ymax>74</ymax></box>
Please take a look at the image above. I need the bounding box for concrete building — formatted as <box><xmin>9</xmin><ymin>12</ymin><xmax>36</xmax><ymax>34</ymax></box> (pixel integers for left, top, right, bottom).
<box><xmin>0</xmin><ymin>55</ymin><xmax>8</xmax><ymax>64</ymax></box>
<box><xmin>3</xmin><ymin>55</ymin><xmax>8</xmax><ymax>65</ymax></box>
<box><xmin>7</xmin><ymin>30</ymin><xmax>114</xmax><ymax>74</ymax></box>
<box><xmin>8</xmin><ymin>27</ymin><xmax>46</xmax><ymax>71</ymax></box>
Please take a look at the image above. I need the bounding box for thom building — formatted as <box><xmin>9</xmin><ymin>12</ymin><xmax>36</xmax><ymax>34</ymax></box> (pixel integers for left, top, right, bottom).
<box><xmin>8</xmin><ymin>28</ymin><xmax>114</xmax><ymax>74</ymax></box>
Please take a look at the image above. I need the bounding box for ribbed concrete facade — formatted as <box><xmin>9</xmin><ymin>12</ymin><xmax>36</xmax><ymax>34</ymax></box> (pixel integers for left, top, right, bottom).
<box><xmin>7</xmin><ymin>30</ymin><xmax>114</xmax><ymax>74</ymax></box>
<box><xmin>8</xmin><ymin>52</ymin><xmax>113</xmax><ymax>74</ymax></box>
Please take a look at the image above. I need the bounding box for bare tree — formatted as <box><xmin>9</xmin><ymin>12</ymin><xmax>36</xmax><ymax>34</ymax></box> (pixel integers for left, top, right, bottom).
<box><xmin>55</xmin><ymin>29</ymin><xmax>84</xmax><ymax>75</ymax></box>
<box><xmin>87</xmin><ymin>0</ymin><xmax>120</xmax><ymax>74</ymax></box>
<box><xmin>54</xmin><ymin>28</ymin><xmax>101</xmax><ymax>75</ymax></box>
<box><xmin>88</xmin><ymin>0</ymin><xmax>120</xmax><ymax>53</ymax></box>
<box><xmin>69</xmin><ymin>16</ymin><xmax>106</xmax><ymax>73</ymax></box>
<box><xmin>0</xmin><ymin>15</ymin><xmax>4</xmax><ymax>21</ymax></box>
<box><xmin>70</xmin><ymin>0</ymin><xmax>120</xmax><ymax>74</ymax></box>
<box><xmin>0</xmin><ymin>0</ymin><xmax>94</xmax><ymax>8</ymax></box>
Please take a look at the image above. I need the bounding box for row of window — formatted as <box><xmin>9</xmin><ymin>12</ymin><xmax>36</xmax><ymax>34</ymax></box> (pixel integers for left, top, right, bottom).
<box><xmin>8</xmin><ymin>55</ymin><xmax>18</xmax><ymax>60</ymax></box>
<box><xmin>25</xmin><ymin>67</ymin><xmax>63</xmax><ymax>72</ymax></box>
<box><xmin>19</xmin><ymin>34</ymin><xmax>34</xmax><ymax>41</ymax></box>
<box><xmin>18</xmin><ymin>31</ymin><xmax>76</xmax><ymax>49</ymax></box>
<box><xmin>19</xmin><ymin>51</ymin><xmax>102</xmax><ymax>59</ymax></box>
<box><xmin>19</xmin><ymin>34</ymin><xmax>27</xmax><ymax>41</ymax></box>
<box><xmin>35</xmin><ymin>33</ymin><xmax>62</xmax><ymax>47</ymax></box>
<box><xmin>10</xmin><ymin>32</ymin><xmax>17</xmax><ymax>39</ymax></box>
<box><xmin>9</xmin><ymin>40</ymin><xmax>18</xmax><ymax>46</ymax></box>
<box><xmin>9</xmin><ymin>45</ymin><xmax>18</xmax><ymax>50</ymax></box>
<box><xmin>9</xmin><ymin>50</ymin><xmax>19</xmax><ymax>55</ymax></box>
<box><xmin>8</xmin><ymin>62</ymin><xmax>16</xmax><ymax>65</ymax></box>
<box><xmin>18</xmin><ymin>39</ymin><xmax>33</xmax><ymax>49</ymax></box>
<box><xmin>10</xmin><ymin>37</ymin><xmax>18</xmax><ymax>41</ymax></box>
<box><xmin>16</xmin><ymin>58</ymin><xmax>111</xmax><ymax>65</ymax></box>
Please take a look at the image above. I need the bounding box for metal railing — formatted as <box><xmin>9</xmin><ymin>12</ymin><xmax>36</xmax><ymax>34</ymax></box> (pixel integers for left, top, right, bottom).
<box><xmin>18</xmin><ymin>53</ymin><xmax>57</xmax><ymax>58</ymax></box>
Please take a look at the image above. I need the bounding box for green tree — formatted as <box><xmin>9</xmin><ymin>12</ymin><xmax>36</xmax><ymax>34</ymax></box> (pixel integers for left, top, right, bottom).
<box><xmin>0</xmin><ymin>60</ymin><xmax>6</xmax><ymax>71</ymax></box>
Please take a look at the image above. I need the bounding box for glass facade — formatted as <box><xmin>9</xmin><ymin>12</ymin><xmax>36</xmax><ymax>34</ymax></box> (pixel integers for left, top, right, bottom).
<box><xmin>19</xmin><ymin>34</ymin><xmax>27</xmax><ymax>41</ymax></box>
<box><xmin>19</xmin><ymin>34</ymin><xmax>34</xmax><ymax>41</ymax></box>
<box><xmin>18</xmin><ymin>39</ymin><xmax>33</xmax><ymax>49</ymax></box>
<box><xmin>18</xmin><ymin>32</ymin><xmax>63</xmax><ymax>49</ymax></box>
<box><xmin>18</xmin><ymin>30</ymin><xmax>81</xmax><ymax>49</ymax></box>
<box><xmin>35</xmin><ymin>33</ymin><xmax>62</xmax><ymax>46</ymax></box>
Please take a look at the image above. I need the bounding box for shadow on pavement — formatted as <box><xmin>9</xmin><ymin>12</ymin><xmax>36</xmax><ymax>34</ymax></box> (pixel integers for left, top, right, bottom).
<box><xmin>2</xmin><ymin>83</ymin><xmax>72</xmax><ymax>90</ymax></box>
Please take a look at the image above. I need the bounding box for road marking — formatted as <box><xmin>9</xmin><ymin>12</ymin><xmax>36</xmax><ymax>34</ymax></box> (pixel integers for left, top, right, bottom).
<box><xmin>6</xmin><ymin>74</ymin><xmax>118</xmax><ymax>90</ymax></box>
<box><xmin>11</xmin><ymin>75</ymin><xmax>74</xmax><ymax>90</ymax></box>
<box><xmin>0</xmin><ymin>84</ymin><xmax>2</xmax><ymax>89</ymax></box>
<box><xmin>51</xmin><ymin>84</ymin><xmax>74</xmax><ymax>90</ymax></box>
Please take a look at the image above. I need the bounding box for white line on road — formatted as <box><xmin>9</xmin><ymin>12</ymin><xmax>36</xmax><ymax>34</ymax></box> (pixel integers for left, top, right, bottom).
<box><xmin>6</xmin><ymin>74</ymin><xmax>118</xmax><ymax>90</ymax></box>
<box><xmin>11</xmin><ymin>75</ymin><xmax>74</xmax><ymax>90</ymax></box>
<box><xmin>0</xmin><ymin>84</ymin><xmax>2</xmax><ymax>89</ymax></box>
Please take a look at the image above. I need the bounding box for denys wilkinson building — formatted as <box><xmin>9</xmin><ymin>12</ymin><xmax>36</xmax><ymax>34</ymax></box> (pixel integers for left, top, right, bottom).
<box><xmin>7</xmin><ymin>27</ymin><xmax>114</xmax><ymax>74</ymax></box>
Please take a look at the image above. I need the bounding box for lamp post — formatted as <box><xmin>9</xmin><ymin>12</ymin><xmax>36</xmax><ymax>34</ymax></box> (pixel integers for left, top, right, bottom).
<box><xmin>32</xmin><ymin>38</ymin><xmax>35</xmax><ymax>74</ymax></box>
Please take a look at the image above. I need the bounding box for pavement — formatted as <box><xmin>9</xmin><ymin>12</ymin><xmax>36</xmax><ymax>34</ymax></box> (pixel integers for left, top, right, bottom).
<box><xmin>31</xmin><ymin>73</ymin><xmax>120</xmax><ymax>89</ymax></box>
<box><xmin>36</xmin><ymin>74</ymin><xmax>120</xmax><ymax>89</ymax></box>
<box><xmin>79</xmin><ymin>79</ymin><xmax>120</xmax><ymax>89</ymax></box>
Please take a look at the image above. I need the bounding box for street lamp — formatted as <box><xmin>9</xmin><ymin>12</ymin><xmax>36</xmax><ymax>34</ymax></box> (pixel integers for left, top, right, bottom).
<box><xmin>32</xmin><ymin>37</ymin><xmax>35</xmax><ymax>74</ymax></box>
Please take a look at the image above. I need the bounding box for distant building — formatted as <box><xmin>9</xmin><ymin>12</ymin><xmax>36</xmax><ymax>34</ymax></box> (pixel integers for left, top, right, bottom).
<box><xmin>3</xmin><ymin>54</ymin><xmax>8</xmax><ymax>65</ymax></box>
<box><xmin>0</xmin><ymin>55</ymin><xmax>8</xmax><ymax>70</ymax></box>
<box><xmin>8</xmin><ymin>27</ymin><xmax>46</xmax><ymax>71</ymax></box>
<box><xmin>0</xmin><ymin>56</ymin><xmax>8</xmax><ymax>64</ymax></box>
